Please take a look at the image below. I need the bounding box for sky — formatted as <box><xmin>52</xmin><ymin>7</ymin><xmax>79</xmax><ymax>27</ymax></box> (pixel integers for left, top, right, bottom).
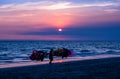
<box><xmin>0</xmin><ymin>0</ymin><xmax>120</xmax><ymax>40</ymax></box>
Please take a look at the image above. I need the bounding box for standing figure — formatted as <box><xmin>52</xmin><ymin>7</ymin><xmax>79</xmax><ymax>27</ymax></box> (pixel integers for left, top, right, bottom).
<box><xmin>49</xmin><ymin>49</ymin><xmax>53</xmax><ymax>64</ymax></box>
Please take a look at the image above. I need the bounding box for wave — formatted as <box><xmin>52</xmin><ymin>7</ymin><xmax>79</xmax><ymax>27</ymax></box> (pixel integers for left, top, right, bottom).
<box><xmin>0</xmin><ymin>40</ymin><xmax>120</xmax><ymax>64</ymax></box>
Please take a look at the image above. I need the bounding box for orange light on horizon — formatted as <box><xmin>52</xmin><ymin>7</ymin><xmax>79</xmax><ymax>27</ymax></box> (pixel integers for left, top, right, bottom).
<box><xmin>49</xmin><ymin>15</ymin><xmax>72</xmax><ymax>28</ymax></box>
<box><xmin>57</xmin><ymin>59</ymin><xmax>63</xmax><ymax>63</ymax></box>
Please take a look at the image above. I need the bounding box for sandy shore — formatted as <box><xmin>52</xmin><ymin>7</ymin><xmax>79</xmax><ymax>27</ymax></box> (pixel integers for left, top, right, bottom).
<box><xmin>0</xmin><ymin>57</ymin><xmax>120</xmax><ymax>79</ymax></box>
<box><xmin>1</xmin><ymin>55</ymin><xmax>120</xmax><ymax>68</ymax></box>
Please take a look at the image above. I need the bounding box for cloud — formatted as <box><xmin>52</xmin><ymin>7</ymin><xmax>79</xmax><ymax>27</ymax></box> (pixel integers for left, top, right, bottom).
<box><xmin>0</xmin><ymin>0</ymin><xmax>119</xmax><ymax>12</ymax></box>
<box><xmin>104</xmin><ymin>9</ymin><xmax>120</xmax><ymax>13</ymax></box>
<box><xmin>0</xmin><ymin>0</ymin><xmax>120</xmax><ymax>40</ymax></box>
<box><xmin>0</xmin><ymin>0</ymin><xmax>119</xmax><ymax>25</ymax></box>
<box><xmin>13</xmin><ymin>25</ymin><xmax>120</xmax><ymax>40</ymax></box>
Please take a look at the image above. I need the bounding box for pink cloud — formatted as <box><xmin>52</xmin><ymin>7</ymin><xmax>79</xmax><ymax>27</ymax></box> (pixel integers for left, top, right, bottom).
<box><xmin>0</xmin><ymin>0</ymin><xmax>120</xmax><ymax>40</ymax></box>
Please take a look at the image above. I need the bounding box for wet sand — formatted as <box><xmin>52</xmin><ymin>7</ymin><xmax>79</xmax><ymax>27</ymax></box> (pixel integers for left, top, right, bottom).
<box><xmin>0</xmin><ymin>57</ymin><xmax>120</xmax><ymax>79</ymax></box>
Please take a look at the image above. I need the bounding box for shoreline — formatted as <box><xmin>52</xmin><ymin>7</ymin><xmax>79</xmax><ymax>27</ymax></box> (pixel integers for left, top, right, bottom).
<box><xmin>0</xmin><ymin>55</ymin><xmax>120</xmax><ymax>69</ymax></box>
<box><xmin>0</xmin><ymin>57</ymin><xmax>120</xmax><ymax>79</ymax></box>
<box><xmin>1</xmin><ymin>54</ymin><xmax>120</xmax><ymax>68</ymax></box>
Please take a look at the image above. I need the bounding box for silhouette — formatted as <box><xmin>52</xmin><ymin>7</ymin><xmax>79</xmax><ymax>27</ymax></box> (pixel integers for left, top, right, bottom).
<box><xmin>30</xmin><ymin>48</ymin><xmax>72</xmax><ymax>62</ymax></box>
<box><xmin>61</xmin><ymin>48</ymin><xmax>69</xmax><ymax>59</ymax></box>
<box><xmin>30</xmin><ymin>50</ymin><xmax>47</xmax><ymax>61</ymax></box>
<box><xmin>29</xmin><ymin>50</ymin><xmax>38</xmax><ymax>60</ymax></box>
<box><xmin>37</xmin><ymin>51</ymin><xmax>45</xmax><ymax>61</ymax></box>
<box><xmin>51</xmin><ymin>48</ymin><xmax>72</xmax><ymax>59</ymax></box>
<box><xmin>49</xmin><ymin>49</ymin><xmax>53</xmax><ymax>64</ymax></box>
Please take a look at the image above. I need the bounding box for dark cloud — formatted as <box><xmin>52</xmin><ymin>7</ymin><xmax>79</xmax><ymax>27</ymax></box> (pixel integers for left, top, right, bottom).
<box><xmin>18</xmin><ymin>22</ymin><xmax>120</xmax><ymax>40</ymax></box>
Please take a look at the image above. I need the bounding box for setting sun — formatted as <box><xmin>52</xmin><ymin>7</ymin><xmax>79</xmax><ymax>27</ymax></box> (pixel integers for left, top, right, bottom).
<box><xmin>58</xmin><ymin>28</ymin><xmax>62</xmax><ymax>32</ymax></box>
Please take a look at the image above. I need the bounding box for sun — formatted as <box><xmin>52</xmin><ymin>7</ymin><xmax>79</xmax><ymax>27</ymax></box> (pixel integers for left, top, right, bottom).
<box><xmin>58</xmin><ymin>28</ymin><xmax>62</xmax><ymax>32</ymax></box>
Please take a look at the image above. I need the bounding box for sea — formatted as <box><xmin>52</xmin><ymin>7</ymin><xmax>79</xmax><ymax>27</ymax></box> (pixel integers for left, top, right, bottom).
<box><xmin>0</xmin><ymin>40</ymin><xmax>120</xmax><ymax>65</ymax></box>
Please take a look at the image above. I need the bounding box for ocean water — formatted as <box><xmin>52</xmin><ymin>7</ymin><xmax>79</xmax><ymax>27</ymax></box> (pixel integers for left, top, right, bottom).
<box><xmin>0</xmin><ymin>40</ymin><xmax>120</xmax><ymax>64</ymax></box>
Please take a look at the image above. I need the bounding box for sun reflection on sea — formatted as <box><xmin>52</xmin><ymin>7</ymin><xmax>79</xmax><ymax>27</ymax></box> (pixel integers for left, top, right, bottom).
<box><xmin>55</xmin><ymin>59</ymin><xmax>63</xmax><ymax>63</ymax></box>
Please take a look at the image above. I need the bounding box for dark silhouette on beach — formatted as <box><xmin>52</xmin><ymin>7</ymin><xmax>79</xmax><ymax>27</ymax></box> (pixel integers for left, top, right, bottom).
<box><xmin>61</xmin><ymin>48</ymin><xmax>69</xmax><ymax>59</ymax></box>
<box><xmin>29</xmin><ymin>50</ymin><xmax>38</xmax><ymax>60</ymax></box>
<box><xmin>29</xmin><ymin>48</ymin><xmax>72</xmax><ymax>63</ymax></box>
<box><xmin>37</xmin><ymin>51</ymin><xmax>45</xmax><ymax>61</ymax></box>
<box><xmin>52</xmin><ymin>48</ymin><xmax>72</xmax><ymax>59</ymax></box>
<box><xmin>49</xmin><ymin>49</ymin><xmax>53</xmax><ymax>64</ymax></box>
<box><xmin>30</xmin><ymin>50</ymin><xmax>47</xmax><ymax>61</ymax></box>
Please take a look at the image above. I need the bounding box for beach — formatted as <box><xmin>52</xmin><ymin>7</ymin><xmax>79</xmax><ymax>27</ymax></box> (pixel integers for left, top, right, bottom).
<box><xmin>0</xmin><ymin>57</ymin><xmax>120</xmax><ymax>79</ymax></box>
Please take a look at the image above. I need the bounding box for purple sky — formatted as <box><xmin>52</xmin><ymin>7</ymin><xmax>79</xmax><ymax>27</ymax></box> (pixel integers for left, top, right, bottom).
<box><xmin>0</xmin><ymin>0</ymin><xmax>120</xmax><ymax>40</ymax></box>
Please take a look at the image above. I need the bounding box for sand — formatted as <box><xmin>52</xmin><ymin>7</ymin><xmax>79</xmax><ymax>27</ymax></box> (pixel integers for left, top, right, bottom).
<box><xmin>0</xmin><ymin>57</ymin><xmax>120</xmax><ymax>79</ymax></box>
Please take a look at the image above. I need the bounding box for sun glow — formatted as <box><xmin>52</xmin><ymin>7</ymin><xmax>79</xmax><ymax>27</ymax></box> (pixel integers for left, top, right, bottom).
<box><xmin>58</xmin><ymin>28</ymin><xmax>62</xmax><ymax>32</ymax></box>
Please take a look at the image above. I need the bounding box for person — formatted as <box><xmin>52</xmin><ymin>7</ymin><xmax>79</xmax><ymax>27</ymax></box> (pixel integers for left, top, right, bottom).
<box><xmin>49</xmin><ymin>49</ymin><xmax>53</xmax><ymax>64</ymax></box>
